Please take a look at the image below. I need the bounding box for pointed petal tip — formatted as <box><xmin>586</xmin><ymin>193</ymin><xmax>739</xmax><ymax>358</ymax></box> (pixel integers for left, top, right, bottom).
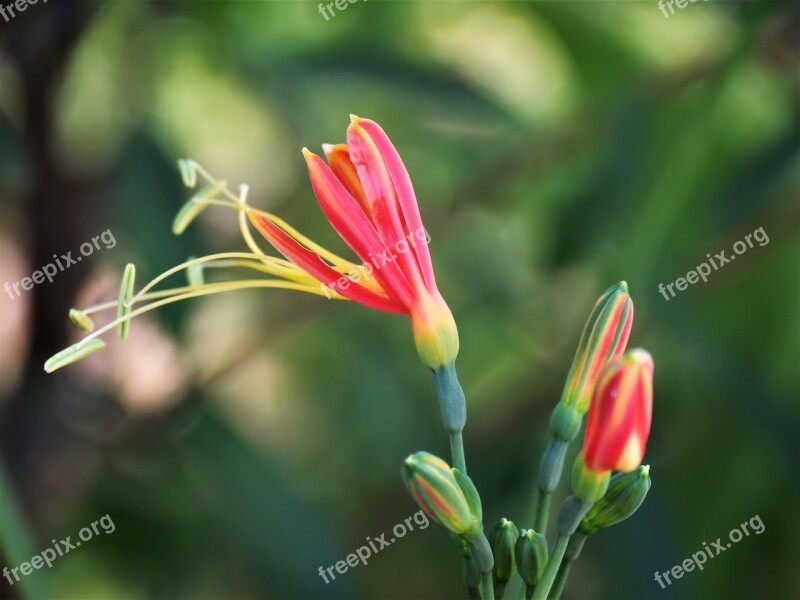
<box><xmin>321</xmin><ymin>143</ymin><xmax>335</xmax><ymax>155</ymax></box>
<box><xmin>349</xmin><ymin>114</ymin><xmax>361</xmax><ymax>123</ymax></box>
<box><xmin>301</xmin><ymin>147</ymin><xmax>314</xmax><ymax>159</ymax></box>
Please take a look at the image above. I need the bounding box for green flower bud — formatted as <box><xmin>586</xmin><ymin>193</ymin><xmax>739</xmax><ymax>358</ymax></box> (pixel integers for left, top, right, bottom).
<box><xmin>580</xmin><ymin>465</ymin><xmax>652</xmax><ymax>534</ymax></box>
<box><xmin>489</xmin><ymin>518</ymin><xmax>519</xmax><ymax>587</ymax></box>
<box><xmin>515</xmin><ymin>529</ymin><xmax>548</xmax><ymax>587</ymax></box>
<box><xmin>402</xmin><ymin>452</ymin><xmax>481</xmax><ymax>538</ymax></box>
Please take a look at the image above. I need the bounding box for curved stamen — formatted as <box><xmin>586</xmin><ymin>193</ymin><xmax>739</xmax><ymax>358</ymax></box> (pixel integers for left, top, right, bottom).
<box><xmin>78</xmin><ymin>279</ymin><xmax>346</xmax><ymax>346</ymax></box>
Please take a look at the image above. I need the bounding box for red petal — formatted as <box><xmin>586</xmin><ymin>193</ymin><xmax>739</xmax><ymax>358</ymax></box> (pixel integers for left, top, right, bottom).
<box><xmin>248</xmin><ymin>211</ymin><xmax>405</xmax><ymax>314</ymax></box>
<box><xmin>347</xmin><ymin>119</ymin><xmax>430</xmax><ymax>294</ymax></box>
<box><xmin>584</xmin><ymin>355</ymin><xmax>653</xmax><ymax>471</ymax></box>
<box><xmin>304</xmin><ymin>150</ymin><xmax>416</xmax><ymax>310</ymax></box>
<box><xmin>349</xmin><ymin>117</ymin><xmax>437</xmax><ymax>292</ymax></box>
<box><xmin>322</xmin><ymin>144</ymin><xmax>372</xmax><ymax>219</ymax></box>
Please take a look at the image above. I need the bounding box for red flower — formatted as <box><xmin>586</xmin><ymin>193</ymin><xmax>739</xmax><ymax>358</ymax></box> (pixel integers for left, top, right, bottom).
<box><xmin>583</xmin><ymin>349</ymin><xmax>654</xmax><ymax>472</ymax></box>
<box><xmin>248</xmin><ymin>116</ymin><xmax>458</xmax><ymax>368</ymax></box>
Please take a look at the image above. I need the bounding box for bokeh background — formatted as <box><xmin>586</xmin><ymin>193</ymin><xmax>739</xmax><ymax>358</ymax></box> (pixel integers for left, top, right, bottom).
<box><xmin>1</xmin><ymin>1</ymin><xmax>798</xmax><ymax>599</ymax></box>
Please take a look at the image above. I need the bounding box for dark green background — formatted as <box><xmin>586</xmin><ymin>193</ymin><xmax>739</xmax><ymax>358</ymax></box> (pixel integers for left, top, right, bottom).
<box><xmin>1</xmin><ymin>1</ymin><xmax>798</xmax><ymax>599</ymax></box>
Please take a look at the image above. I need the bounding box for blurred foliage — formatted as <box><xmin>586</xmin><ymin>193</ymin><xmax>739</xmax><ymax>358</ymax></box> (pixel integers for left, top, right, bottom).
<box><xmin>1</xmin><ymin>1</ymin><xmax>798</xmax><ymax>599</ymax></box>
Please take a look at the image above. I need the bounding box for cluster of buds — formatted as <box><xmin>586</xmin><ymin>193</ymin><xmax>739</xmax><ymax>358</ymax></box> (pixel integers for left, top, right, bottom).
<box><xmin>535</xmin><ymin>282</ymin><xmax>634</xmax><ymax>503</ymax></box>
<box><xmin>403</xmin><ymin>282</ymin><xmax>655</xmax><ymax>600</ymax></box>
<box><xmin>402</xmin><ymin>452</ymin><xmax>494</xmax><ymax>594</ymax></box>
<box><xmin>530</xmin><ymin>287</ymin><xmax>655</xmax><ymax>600</ymax></box>
<box><xmin>536</xmin><ymin>281</ymin><xmax>653</xmax><ymax>513</ymax></box>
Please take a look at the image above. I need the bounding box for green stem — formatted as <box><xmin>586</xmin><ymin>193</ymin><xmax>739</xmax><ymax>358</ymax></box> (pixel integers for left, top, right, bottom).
<box><xmin>461</xmin><ymin>549</ymin><xmax>481</xmax><ymax>599</ymax></box>
<box><xmin>0</xmin><ymin>461</ymin><xmax>51</xmax><ymax>598</ymax></box>
<box><xmin>531</xmin><ymin>534</ymin><xmax>569</xmax><ymax>600</ymax></box>
<box><xmin>434</xmin><ymin>364</ymin><xmax>467</xmax><ymax>473</ymax></box>
<box><xmin>449</xmin><ymin>431</ymin><xmax>466</xmax><ymax>474</ymax></box>
<box><xmin>525</xmin><ymin>584</ymin><xmax>535</xmax><ymax>600</ymax></box>
<box><xmin>533</xmin><ymin>489</ymin><xmax>551</xmax><ymax>534</ymax></box>
<box><xmin>550</xmin><ymin>530</ymin><xmax>587</xmax><ymax>599</ymax></box>
<box><xmin>533</xmin><ymin>436</ymin><xmax>571</xmax><ymax>533</ymax></box>
<box><xmin>478</xmin><ymin>571</ymin><xmax>495</xmax><ymax>600</ymax></box>
<box><xmin>469</xmin><ymin>533</ymin><xmax>495</xmax><ymax>600</ymax></box>
<box><xmin>549</xmin><ymin>562</ymin><xmax>571</xmax><ymax>600</ymax></box>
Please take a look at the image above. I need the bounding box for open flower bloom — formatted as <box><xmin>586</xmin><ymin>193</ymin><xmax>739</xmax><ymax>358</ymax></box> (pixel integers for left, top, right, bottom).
<box><xmin>44</xmin><ymin>117</ymin><xmax>459</xmax><ymax>373</ymax></box>
<box><xmin>248</xmin><ymin>116</ymin><xmax>458</xmax><ymax>369</ymax></box>
<box><xmin>583</xmin><ymin>349</ymin><xmax>654</xmax><ymax>472</ymax></box>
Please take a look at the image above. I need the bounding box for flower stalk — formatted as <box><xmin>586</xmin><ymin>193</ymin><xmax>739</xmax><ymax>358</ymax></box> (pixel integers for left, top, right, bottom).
<box><xmin>40</xmin><ymin>116</ymin><xmax>660</xmax><ymax>600</ymax></box>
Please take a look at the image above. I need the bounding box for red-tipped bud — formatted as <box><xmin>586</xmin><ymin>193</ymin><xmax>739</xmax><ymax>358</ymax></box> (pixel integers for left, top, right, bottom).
<box><xmin>583</xmin><ymin>349</ymin><xmax>654</xmax><ymax>473</ymax></box>
<box><xmin>561</xmin><ymin>282</ymin><xmax>633</xmax><ymax>414</ymax></box>
<box><xmin>401</xmin><ymin>452</ymin><xmax>482</xmax><ymax>539</ymax></box>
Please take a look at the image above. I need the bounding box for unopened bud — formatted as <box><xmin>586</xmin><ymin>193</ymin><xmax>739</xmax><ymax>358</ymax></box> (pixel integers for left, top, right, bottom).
<box><xmin>580</xmin><ymin>465</ymin><xmax>652</xmax><ymax>534</ymax></box>
<box><xmin>515</xmin><ymin>529</ymin><xmax>548</xmax><ymax>587</ymax></box>
<box><xmin>489</xmin><ymin>518</ymin><xmax>519</xmax><ymax>587</ymax></box>
<box><xmin>401</xmin><ymin>452</ymin><xmax>481</xmax><ymax>538</ymax></box>
<box><xmin>561</xmin><ymin>281</ymin><xmax>633</xmax><ymax>414</ymax></box>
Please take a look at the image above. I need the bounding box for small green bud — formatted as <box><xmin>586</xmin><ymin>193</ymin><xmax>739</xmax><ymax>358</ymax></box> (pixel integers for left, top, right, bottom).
<box><xmin>515</xmin><ymin>529</ymin><xmax>548</xmax><ymax>587</ymax></box>
<box><xmin>580</xmin><ymin>465</ymin><xmax>652</xmax><ymax>534</ymax></box>
<box><xmin>489</xmin><ymin>518</ymin><xmax>519</xmax><ymax>585</ymax></box>
<box><xmin>402</xmin><ymin>452</ymin><xmax>481</xmax><ymax>538</ymax></box>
